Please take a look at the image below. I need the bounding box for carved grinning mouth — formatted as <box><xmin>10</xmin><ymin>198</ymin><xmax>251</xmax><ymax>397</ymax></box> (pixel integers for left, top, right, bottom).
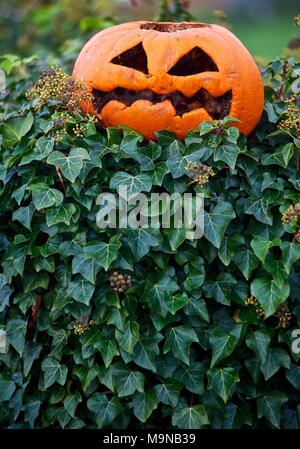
<box><xmin>92</xmin><ymin>87</ymin><xmax>232</xmax><ymax>119</ymax></box>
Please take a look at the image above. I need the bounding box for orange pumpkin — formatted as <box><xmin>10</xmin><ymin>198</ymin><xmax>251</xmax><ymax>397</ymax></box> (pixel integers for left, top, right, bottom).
<box><xmin>73</xmin><ymin>21</ymin><xmax>264</xmax><ymax>140</ymax></box>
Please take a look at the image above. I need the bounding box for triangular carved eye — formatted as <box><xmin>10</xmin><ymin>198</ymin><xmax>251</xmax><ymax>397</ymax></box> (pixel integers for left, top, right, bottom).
<box><xmin>111</xmin><ymin>43</ymin><xmax>149</xmax><ymax>74</ymax></box>
<box><xmin>168</xmin><ymin>47</ymin><xmax>218</xmax><ymax>76</ymax></box>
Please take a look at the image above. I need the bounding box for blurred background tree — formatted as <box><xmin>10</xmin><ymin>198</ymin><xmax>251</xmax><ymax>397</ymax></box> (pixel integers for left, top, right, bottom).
<box><xmin>0</xmin><ymin>0</ymin><xmax>299</xmax><ymax>62</ymax></box>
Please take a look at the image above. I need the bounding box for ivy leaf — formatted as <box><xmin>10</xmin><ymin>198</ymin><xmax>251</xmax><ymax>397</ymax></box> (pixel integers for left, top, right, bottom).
<box><xmin>6</xmin><ymin>319</ymin><xmax>27</xmax><ymax>355</ymax></box>
<box><xmin>280</xmin><ymin>241</ymin><xmax>300</xmax><ymax>273</ymax></box>
<box><xmin>164</xmin><ymin>292</ymin><xmax>189</xmax><ymax>315</ymax></box>
<box><xmin>172</xmin><ymin>405</ymin><xmax>209</xmax><ymax>429</ymax></box>
<box><xmin>124</xmin><ymin>228</ymin><xmax>160</xmax><ymax>261</ymax></box>
<box><xmin>24</xmin><ymin>399</ymin><xmax>41</xmax><ymax>428</ymax></box>
<box><xmin>233</xmin><ymin>247</ymin><xmax>260</xmax><ymax>280</ymax></box>
<box><xmin>214</xmin><ymin>144</ymin><xmax>241</xmax><ymax>169</ymax></box>
<box><xmin>223</xmin><ymin>402</ymin><xmax>251</xmax><ymax>429</ymax></box>
<box><xmin>261</xmin><ymin>143</ymin><xmax>294</xmax><ymax>168</ymax></box>
<box><xmin>133</xmin><ymin>332</ymin><xmax>162</xmax><ymax>372</ymax></box>
<box><xmin>175</xmin><ymin>362</ymin><xmax>206</xmax><ymax>395</ymax></box>
<box><xmin>20</xmin><ymin>136</ymin><xmax>55</xmax><ymax>165</ymax></box>
<box><xmin>64</xmin><ymin>392</ymin><xmax>82</xmax><ymax>418</ymax></box>
<box><xmin>250</xmin><ymin>237</ymin><xmax>278</xmax><ymax>262</ymax></box>
<box><xmin>154</xmin><ymin>381</ymin><xmax>182</xmax><ymax>407</ymax></box>
<box><xmin>47</xmin><ymin>148</ymin><xmax>90</xmax><ymax>182</ymax></box>
<box><xmin>115</xmin><ymin>321</ymin><xmax>140</xmax><ymax>354</ymax></box>
<box><xmin>152</xmin><ymin>161</ymin><xmax>170</xmax><ymax>186</ymax></box>
<box><xmin>261</xmin><ymin>348</ymin><xmax>291</xmax><ymax>380</ymax></box>
<box><xmin>143</xmin><ymin>274</ymin><xmax>179</xmax><ymax>316</ymax></box>
<box><xmin>164</xmin><ymin>325</ymin><xmax>199</xmax><ymax>365</ymax></box>
<box><xmin>184</xmin><ymin>298</ymin><xmax>209</xmax><ymax>323</ymax></box>
<box><xmin>85</xmin><ymin>235</ymin><xmax>122</xmax><ymax>271</ymax></box>
<box><xmin>203</xmin><ymin>273</ymin><xmax>237</xmax><ymax>306</ymax></box>
<box><xmin>23</xmin><ymin>342</ymin><xmax>43</xmax><ymax>377</ymax></box>
<box><xmin>131</xmin><ymin>390</ymin><xmax>158</xmax><ymax>423</ymax></box>
<box><xmin>183</xmin><ymin>266</ymin><xmax>205</xmax><ymax>291</ymax></box>
<box><xmin>218</xmin><ymin>234</ymin><xmax>244</xmax><ymax>266</ymax></box>
<box><xmin>207</xmin><ymin>367</ymin><xmax>240</xmax><ymax>403</ymax></box>
<box><xmin>96</xmin><ymin>338</ymin><xmax>119</xmax><ymax>368</ymax></box>
<box><xmin>3</xmin><ymin>112</ymin><xmax>34</xmax><ymax>147</ymax></box>
<box><xmin>113</xmin><ymin>365</ymin><xmax>145</xmax><ymax>397</ymax></box>
<box><xmin>41</xmin><ymin>357</ymin><xmax>68</xmax><ymax>388</ymax></box>
<box><xmin>286</xmin><ymin>364</ymin><xmax>300</xmax><ymax>389</ymax></box>
<box><xmin>244</xmin><ymin>198</ymin><xmax>273</xmax><ymax>225</ymax></box>
<box><xmin>251</xmin><ymin>277</ymin><xmax>290</xmax><ymax>317</ymax></box>
<box><xmin>257</xmin><ymin>392</ymin><xmax>288</xmax><ymax>427</ymax></box>
<box><xmin>167</xmin><ymin>140</ymin><xmax>206</xmax><ymax>178</ymax></box>
<box><xmin>209</xmin><ymin>329</ymin><xmax>239</xmax><ymax>368</ymax></box>
<box><xmin>204</xmin><ymin>202</ymin><xmax>236</xmax><ymax>248</ymax></box>
<box><xmin>110</xmin><ymin>171</ymin><xmax>152</xmax><ymax>197</ymax></box>
<box><xmin>46</xmin><ymin>203</ymin><xmax>76</xmax><ymax>227</ymax></box>
<box><xmin>246</xmin><ymin>329</ymin><xmax>271</xmax><ymax>365</ymax></box>
<box><xmin>12</xmin><ymin>202</ymin><xmax>35</xmax><ymax>230</ymax></box>
<box><xmin>67</xmin><ymin>276</ymin><xmax>95</xmax><ymax>305</ymax></box>
<box><xmin>0</xmin><ymin>378</ymin><xmax>16</xmax><ymax>402</ymax></box>
<box><xmin>29</xmin><ymin>183</ymin><xmax>64</xmax><ymax>210</ymax></box>
<box><xmin>87</xmin><ymin>393</ymin><xmax>123</xmax><ymax>428</ymax></box>
<box><xmin>0</xmin><ymin>274</ymin><xmax>12</xmax><ymax>312</ymax></box>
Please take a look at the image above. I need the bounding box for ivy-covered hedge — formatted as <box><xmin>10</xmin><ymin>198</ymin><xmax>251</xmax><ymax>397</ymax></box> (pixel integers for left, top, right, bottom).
<box><xmin>1</xmin><ymin>54</ymin><xmax>300</xmax><ymax>429</ymax></box>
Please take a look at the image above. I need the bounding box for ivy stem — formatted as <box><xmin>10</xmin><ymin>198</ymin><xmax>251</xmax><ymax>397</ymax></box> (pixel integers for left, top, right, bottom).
<box><xmin>56</xmin><ymin>166</ymin><xmax>66</xmax><ymax>192</ymax></box>
<box><xmin>190</xmin><ymin>394</ymin><xmax>194</xmax><ymax>407</ymax></box>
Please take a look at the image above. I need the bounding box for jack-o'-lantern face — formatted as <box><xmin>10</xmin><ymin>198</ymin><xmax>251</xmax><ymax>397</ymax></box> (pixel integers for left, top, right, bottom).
<box><xmin>73</xmin><ymin>22</ymin><xmax>264</xmax><ymax>140</ymax></box>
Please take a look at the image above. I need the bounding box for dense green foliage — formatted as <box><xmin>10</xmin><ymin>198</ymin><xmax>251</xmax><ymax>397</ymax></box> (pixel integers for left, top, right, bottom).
<box><xmin>0</xmin><ymin>54</ymin><xmax>300</xmax><ymax>429</ymax></box>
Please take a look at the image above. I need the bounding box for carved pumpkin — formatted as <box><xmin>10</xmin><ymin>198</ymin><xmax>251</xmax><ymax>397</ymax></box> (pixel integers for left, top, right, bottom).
<box><xmin>73</xmin><ymin>21</ymin><xmax>264</xmax><ymax>140</ymax></box>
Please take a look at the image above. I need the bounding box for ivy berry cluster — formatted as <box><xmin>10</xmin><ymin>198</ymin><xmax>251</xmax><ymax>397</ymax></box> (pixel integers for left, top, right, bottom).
<box><xmin>109</xmin><ymin>271</ymin><xmax>132</xmax><ymax>294</ymax></box>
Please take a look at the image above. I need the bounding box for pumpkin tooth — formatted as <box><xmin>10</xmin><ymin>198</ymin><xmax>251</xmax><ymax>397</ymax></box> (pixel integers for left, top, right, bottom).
<box><xmin>92</xmin><ymin>87</ymin><xmax>232</xmax><ymax>118</ymax></box>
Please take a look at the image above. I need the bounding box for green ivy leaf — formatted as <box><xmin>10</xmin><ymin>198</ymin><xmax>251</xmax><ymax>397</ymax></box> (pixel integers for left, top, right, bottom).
<box><xmin>41</xmin><ymin>357</ymin><xmax>68</xmax><ymax>388</ymax></box>
<box><xmin>175</xmin><ymin>362</ymin><xmax>206</xmax><ymax>395</ymax></box>
<box><xmin>3</xmin><ymin>112</ymin><xmax>34</xmax><ymax>147</ymax></box>
<box><xmin>29</xmin><ymin>183</ymin><xmax>64</xmax><ymax>210</ymax></box>
<box><xmin>261</xmin><ymin>143</ymin><xmax>294</xmax><ymax>168</ymax></box>
<box><xmin>115</xmin><ymin>321</ymin><xmax>140</xmax><ymax>355</ymax></box>
<box><xmin>64</xmin><ymin>393</ymin><xmax>82</xmax><ymax>418</ymax></box>
<box><xmin>164</xmin><ymin>292</ymin><xmax>189</xmax><ymax>315</ymax></box>
<box><xmin>257</xmin><ymin>392</ymin><xmax>288</xmax><ymax>427</ymax></box>
<box><xmin>280</xmin><ymin>241</ymin><xmax>300</xmax><ymax>273</ymax></box>
<box><xmin>207</xmin><ymin>367</ymin><xmax>240</xmax><ymax>403</ymax></box>
<box><xmin>12</xmin><ymin>202</ymin><xmax>35</xmax><ymax>230</ymax></box>
<box><xmin>233</xmin><ymin>247</ymin><xmax>260</xmax><ymax>280</ymax></box>
<box><xmin>203</xmin><ymin>273</ymin><xmax>237</xmax><ymax>306</ymax></box>
<box><xmin>251</xmin><ymin>277</ymin><xmax>290</xmax><ymax>317</ymax></box>
<box><xmin>154</xmin><ymin>381</ymin><xmax>181</xmax><ymax>407</ymax></box>
<box><xmin>244</xmin><ymin>198</ymin><xmax>273</xmax><ymax>225</ymax></box>
<box><xmin>261</xmin><ymin>348</ymin><xmax>291</xmax><ymax>380</ymax></box>
<box><xmin>246</xmin><ymin>330</ymin><xmax>271</xmax><ymax>365</ymax></box>
<box><xmin>164</xmin><ymin>325</ymin><xmax>199</xmax><ymax>365</ymax></box>
<box><xmin>6</xmin><ymin>319</ymin><xmax>27</xmax><ymax>355</ymax></box>
<box><xmin>209</xmin><ymin>329</ymin><xmax>239</xmax><ymax>368</ymax></box>
<box><xmin>46</xmin><ymin>203</ymin><xmax>76</xmax><ymax>227</ymax></box>
<box><xmin>124</xmin><ymin>228</ymin><xmax>160</xmax><ymax>261</ymax></box>
<box><xmin>0</xmin><ymin>377</ymin><xmax>16</xmax><ymax>402</ymax></box>
<box><xmin>214</xmin><ymin>144</ymin><xmax>241</xmax><ymax>169</ymax></box>
<box><xmin>87</xmin><ymin>393</ymin><xmax>123</xmax><ymax>428</ymax></box>
<box><xmin>110</xmin><ymin>171</ymin><xmax>152</xmax><ymax>197</ymax></box>
<box><xmin>67</xmin><ymin>276</ymin><xmax>95</xmax><ymax>305</ymax></box>
<box><xmin>131</xmin><ymin>390</ymin><xmax>158</xmax><ymax>423</ymax></box>
<box><xmin>113</xmin><ymin>364</ymin><xmax>145</xmax><ymax>397</ymax></box>
<box><xmin>47</xmin><ymin>147</ymin><xmax>90</xmax><ymax>182</ymax></box>
<box><xmin>204</xmin><ymin>202</ymin><xmax>236</xmax><ymax>248</ymax></box>
<box><xmin>167</xmin><ymin>140</ymin><xmax>206</xmax><ymax>178</ymax></box>
<box><xmin>172</xmin><ymin>405</ymin><xmax>209</xmax><ymax>429</ymax></box>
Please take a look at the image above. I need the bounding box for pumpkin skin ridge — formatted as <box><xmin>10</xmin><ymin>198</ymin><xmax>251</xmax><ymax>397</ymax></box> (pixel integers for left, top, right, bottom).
<box><xmin>73</xmin><ymin>21</ymin><xmax>264</xmax><ymax>140</ymax></box>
